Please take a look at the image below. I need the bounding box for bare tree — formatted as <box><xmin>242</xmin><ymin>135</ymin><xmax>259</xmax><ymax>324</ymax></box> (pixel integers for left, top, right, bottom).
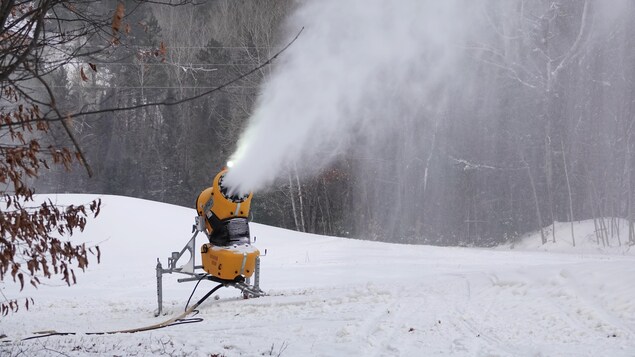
<box><xmin>0</xmin><ymin>0</ymin><xmax>111</xmax><ymax>314</ymax></box>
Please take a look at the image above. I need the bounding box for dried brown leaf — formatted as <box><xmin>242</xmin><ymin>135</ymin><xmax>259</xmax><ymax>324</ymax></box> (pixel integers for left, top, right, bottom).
<box><xmin>112</xmin><ymin>3</ymin><xmax>125</xmax><ymax>35</ymax></box>
<box><xmin>17</xmin><ymin>273</ymin><xmax>24</xmax><ymax>291</ymax></box>
<box><xmin>80</xmin><ymin>67</ymin><xmax>88</xmax><ymax>81</ymax></box>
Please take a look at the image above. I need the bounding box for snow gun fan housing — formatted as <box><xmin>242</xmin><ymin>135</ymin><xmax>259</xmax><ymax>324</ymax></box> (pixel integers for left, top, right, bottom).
<box><xmin>195</xmin><ymin>169</ymin><xmax>259</xmax><ymax>281</ymax></box>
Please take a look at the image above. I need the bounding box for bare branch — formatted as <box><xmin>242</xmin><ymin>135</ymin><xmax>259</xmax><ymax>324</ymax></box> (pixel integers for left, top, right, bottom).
<box><xmin>0</xmin><ymin>26</ymin><xmax>305</xmax><ymax>128</ymax></box>
<box><xmin>551</xmin><ymin>0</ymin><xmax>590</xmax><ymax>80</ymax></box>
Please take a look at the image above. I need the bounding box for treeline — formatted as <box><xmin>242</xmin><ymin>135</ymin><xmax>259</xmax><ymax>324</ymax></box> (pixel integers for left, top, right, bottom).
<box><xmin>42</xmin><ymin>0</ymin><xmax>635</xmax><ymax>247</ymax></box>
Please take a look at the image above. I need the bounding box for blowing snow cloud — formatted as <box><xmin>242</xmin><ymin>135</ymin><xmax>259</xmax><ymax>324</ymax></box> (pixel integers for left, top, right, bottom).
<box><xmin>224</xmin><ymin>0</ymin><xmax>473</xmax><ymax>192</ymax></box>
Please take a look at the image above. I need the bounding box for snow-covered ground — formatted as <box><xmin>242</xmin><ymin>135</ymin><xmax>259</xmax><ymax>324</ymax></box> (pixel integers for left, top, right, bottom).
<box><xmin>1</xmin><ymin>195</ymin><xmax>634</xmax><ymax>356</ymax></box>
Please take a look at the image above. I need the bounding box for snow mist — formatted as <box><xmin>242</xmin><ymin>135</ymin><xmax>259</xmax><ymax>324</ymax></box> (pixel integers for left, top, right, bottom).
<box><xmin>224</xmin><ymin>0</ymin><xmax>473</xmax><ymax>192</ymax></box>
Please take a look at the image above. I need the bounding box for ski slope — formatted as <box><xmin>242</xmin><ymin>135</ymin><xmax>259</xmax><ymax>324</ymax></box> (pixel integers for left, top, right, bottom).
<box><xmin>1</xmin><ymin>195</ymin><xmax>634</xmax><ymax>356</ymax></box>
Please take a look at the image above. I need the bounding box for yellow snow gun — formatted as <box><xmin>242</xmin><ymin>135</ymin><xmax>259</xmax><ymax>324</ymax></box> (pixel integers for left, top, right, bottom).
<box><xmin>154</xmin><ymin>168</ymin><xmax>264</xmax><ymax>316</ymax></box>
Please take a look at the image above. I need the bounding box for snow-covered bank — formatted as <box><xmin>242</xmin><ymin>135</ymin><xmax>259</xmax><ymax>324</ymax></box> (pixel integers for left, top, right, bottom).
<box><xmin>1</xmin><ymin>195</ymin><xmax>634</xmax><ymax>356</ymax></box>
<box><xmin>502</xmin><ymin>219</ymin><xmax>634</xmax><ymax>256</ymax></box>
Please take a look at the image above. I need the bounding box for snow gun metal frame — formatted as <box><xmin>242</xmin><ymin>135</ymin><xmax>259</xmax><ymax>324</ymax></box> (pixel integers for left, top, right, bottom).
<box><xmin>154</xmin><ymin>216</ymin><xmax>265</xmax><ymax>316</ymax></box>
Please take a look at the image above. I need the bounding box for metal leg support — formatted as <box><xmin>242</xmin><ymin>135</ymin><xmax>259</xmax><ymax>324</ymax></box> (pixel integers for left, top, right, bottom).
<box><xmin>254</xmin><ymin>256</ymin><xmax>261</xmax><ymax>290</ymax></box>
<box><xmin>155</xmin><ymin>259</ymin><xmax>163</xmax><ymax>317</ymax></box>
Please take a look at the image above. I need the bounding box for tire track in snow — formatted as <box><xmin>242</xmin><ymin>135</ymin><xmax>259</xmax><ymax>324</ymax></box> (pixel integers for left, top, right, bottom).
<box><xmin>545</xmin><ymin>268</ymin><xmax>635</xmax><ymax>341</ymax></box>
<box><xmin>351</xmin><ymin>285</ymin><xmax>414</xmax><ymax>356</ymax></box>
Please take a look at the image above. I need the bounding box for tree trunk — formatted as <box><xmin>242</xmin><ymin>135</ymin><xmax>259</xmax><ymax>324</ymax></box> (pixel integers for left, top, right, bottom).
<box><xmin>288</xmin><ymin>171</ymin><xmax>300</xmax><ymax>232</ymax></box>
<box><xmin>523</xmin><ymin>155</ymin><xmax>546</xmax><ymax>244</ymax></box>
<box><xmin>561</xmin><ymin>138</ymin><xmax>575</xmax><ymax>247</ymax></box>
<box><xmin>628</xmin><ymin>131</ymin><xmax>634</xmax><ymax>245</ymax></box>
<box><xmin>294</xmin><ymin>164</ymin><xmax>306</xmax><ymax>233</ymax></box>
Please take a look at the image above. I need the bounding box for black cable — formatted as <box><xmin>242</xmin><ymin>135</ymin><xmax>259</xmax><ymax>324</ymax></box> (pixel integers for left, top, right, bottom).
<box><xmin>167</xmin><ymin>317</ymin><xmax>204</xmax><ymax>327</ymax></box>
<box><xmin>191</xmin><ymin>283</ymin><xmax>225</xmax><ymax>309</ymax></box>
<box><xmin>22</xmin><ymin>333</ymin><xmax>72</xmax><ymax>341</ymax></box>
<box><xmin>185</xmin><ymin>274</ymin><xmax>210</xmax><ymax>312</ymax></box>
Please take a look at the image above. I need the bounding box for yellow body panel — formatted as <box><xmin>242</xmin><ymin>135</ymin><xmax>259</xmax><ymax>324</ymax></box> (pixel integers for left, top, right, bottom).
<box><xmin>196</xmin><ymin>169</ymin><xmax>253</xmax><ymax>236</ymax></box>
<box><xmin>201</xmin><ymin>243</ymin><xmax>259</xmax><ymax>280</ymax></box>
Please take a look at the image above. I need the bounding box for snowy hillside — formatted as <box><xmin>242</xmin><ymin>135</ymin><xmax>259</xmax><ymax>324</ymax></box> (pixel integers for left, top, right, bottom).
<box><xmin>1</xmin><ymin>195</ymin><xmax>635</xmax><ymax>356</ymax></box>
<box><xmin>503</xmin><ymin>219</ymin><xmax>634</xmax><ymax>256</ymax></box>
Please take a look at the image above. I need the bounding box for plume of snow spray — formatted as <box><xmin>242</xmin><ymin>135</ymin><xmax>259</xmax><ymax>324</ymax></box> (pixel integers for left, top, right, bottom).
<box><xmin>224</xmin><ymin>0</ymin><xmax>474</xmax><ymax>192</ymax></box>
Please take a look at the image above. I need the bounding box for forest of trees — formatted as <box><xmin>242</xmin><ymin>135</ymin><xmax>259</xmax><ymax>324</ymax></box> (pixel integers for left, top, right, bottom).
<box><xmin>36</xmin><ymin>0</ymin><xmax>635</xmax><ymax>247</ymax></box>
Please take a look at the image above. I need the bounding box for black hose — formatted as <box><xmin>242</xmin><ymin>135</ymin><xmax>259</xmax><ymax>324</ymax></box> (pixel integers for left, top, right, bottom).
<box><xmin>190</xmin><ymin>283</ymin><xmax>224</xmax><ymax>310</ymax></box>
<box><xmin>185</xmin><ymin>274</ymin><xmax>210</xmax><ymax>312</ymax></box>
